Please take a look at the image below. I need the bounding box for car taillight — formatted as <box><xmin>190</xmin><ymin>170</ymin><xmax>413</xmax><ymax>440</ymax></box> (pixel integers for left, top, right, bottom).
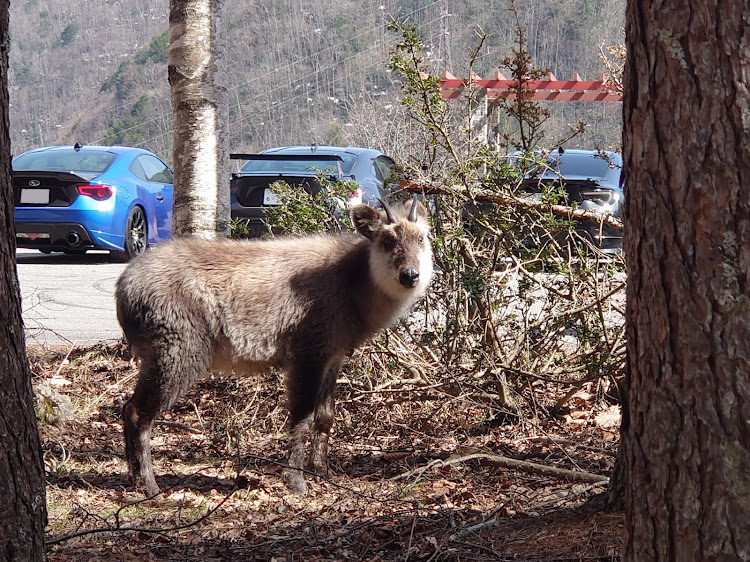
<box><xmin>77</xmin><ymin>184</ymin><xmax>114</xmax><ymax>201</ymax></box>
<box><xmin>347</xmin><ymin>187</ymin><xmax>363</xmax><ymax>206</ymax></box>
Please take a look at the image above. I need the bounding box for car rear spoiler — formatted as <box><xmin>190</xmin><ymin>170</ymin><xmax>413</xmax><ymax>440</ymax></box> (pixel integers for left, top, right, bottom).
<box><xmin>13</xmin><ymin>170</ymin><xmax>96</xmax><ymax>184</ymax></box>
<box><xmin>230</xmin><ymin>154</ymin><xmax>344</xmax><ymax>162</ymax></box>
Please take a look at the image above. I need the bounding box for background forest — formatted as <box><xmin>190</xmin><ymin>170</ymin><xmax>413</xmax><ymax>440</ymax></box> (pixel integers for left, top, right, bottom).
<box><xmin>8</xmin><ymin>0</ymin><xmax>624</xmax><ymax>164</ymax></box>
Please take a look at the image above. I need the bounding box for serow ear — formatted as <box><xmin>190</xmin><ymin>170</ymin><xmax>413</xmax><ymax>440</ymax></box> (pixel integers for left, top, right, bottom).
<box><xmin>351</xmin><ymin>205</ymin><xmax>382</xmax><ymax>241</ymax></box>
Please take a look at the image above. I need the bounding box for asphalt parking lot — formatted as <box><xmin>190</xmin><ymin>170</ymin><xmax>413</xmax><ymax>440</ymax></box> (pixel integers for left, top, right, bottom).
<box><xmin>15</xmin><ymin>249</ymin><xmax>126</xmax><ymax>347</ymax></box>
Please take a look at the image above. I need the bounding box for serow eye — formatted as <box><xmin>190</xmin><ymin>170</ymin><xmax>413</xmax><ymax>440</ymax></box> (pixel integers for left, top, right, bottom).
<box><xmin>382</xmin><ymin>237</ymin><xmax>396</xmax><ymax>251</ymax></box>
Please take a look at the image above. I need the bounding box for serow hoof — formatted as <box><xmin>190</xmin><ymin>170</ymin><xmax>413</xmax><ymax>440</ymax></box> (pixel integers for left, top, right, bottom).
<box><xmin>283</xmin><ymin>469</ymin><xmax>308</xmax><ymax>495</ymax></box>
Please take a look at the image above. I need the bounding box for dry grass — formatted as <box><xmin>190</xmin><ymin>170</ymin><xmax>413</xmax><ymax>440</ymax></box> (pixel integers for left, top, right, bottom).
<box><xmin>30</xmin><ymin>341</ymin><xmax>623</xmax><ymax>561</ymax></box>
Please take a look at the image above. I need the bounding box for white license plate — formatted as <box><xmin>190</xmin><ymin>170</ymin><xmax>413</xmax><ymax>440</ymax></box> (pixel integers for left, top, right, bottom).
<box><xmin>263</xmin><ymin>188</ymin><xmax>280</xmax><ymax>205</ymax></box>
<box><xmin>21</xmin><ymin>189</ymin><xmax>50</xmax><ymax>204</ymax></box>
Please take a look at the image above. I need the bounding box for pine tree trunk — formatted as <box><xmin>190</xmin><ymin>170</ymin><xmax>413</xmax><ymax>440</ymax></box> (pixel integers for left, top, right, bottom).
<box><xmin>0</xmin><ymin>2</ymin><xmax>47</xmax><ymax>559</ymax></box>
<box><xmin>621</xmin><ymin>0</ymin><xmax>750</xmax><ymax>559</ymax></box>
<box><xmin>169</xmin><ymin>0</ymin><xmax>229</xmax><ymax>237</ymax></box>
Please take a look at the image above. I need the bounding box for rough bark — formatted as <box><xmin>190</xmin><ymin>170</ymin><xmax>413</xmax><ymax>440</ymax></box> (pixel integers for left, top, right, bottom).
<box><xmin>169</xmin><ymin>0</ymin><xmax>229</xmax><ymax>237</ymax></box>
<box><xmin>621</xmin><ymin>0</ymin><xmax>750</xmax><ymax>559</ymax></box>
<box><xmin>0</xmin><ymin>2</ymin><xmax>48</xmax><ymax>559</ymax></box>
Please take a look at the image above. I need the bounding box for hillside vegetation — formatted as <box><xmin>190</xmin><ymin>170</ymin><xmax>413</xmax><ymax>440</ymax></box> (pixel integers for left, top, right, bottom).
<box><xmin>9</xmin><ymin>0</ymin><xmax>624</xmax><ymax>163</ymax></box>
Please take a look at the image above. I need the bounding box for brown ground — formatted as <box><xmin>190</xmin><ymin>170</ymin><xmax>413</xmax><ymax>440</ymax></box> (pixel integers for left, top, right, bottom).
<box><xmin>32</xmin><ymin>343</ymin><xmax>623</xmax><ymax>561</ymax></box>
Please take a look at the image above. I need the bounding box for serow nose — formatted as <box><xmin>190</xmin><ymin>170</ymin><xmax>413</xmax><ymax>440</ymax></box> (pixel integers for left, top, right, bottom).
<box><xmin>399</xmin><ymin>267</ymin><xmax>419</xmax><ymax>288</ymax></box>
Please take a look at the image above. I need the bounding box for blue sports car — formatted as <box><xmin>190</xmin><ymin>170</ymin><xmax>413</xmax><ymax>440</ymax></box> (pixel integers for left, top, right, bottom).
<box><xmin>13</xmin><ymin>144</ymin><xmax>173</xmax><ymax>261</ymax></box>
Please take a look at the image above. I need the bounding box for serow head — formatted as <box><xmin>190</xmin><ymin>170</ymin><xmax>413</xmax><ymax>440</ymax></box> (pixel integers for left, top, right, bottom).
<box><xmin>351</xmin><ymin>196</ymin><xmax>433</xmax><ymax>298</ymax></box>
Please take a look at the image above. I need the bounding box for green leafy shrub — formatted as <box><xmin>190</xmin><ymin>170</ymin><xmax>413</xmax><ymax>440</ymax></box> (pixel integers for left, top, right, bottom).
<box><xmin>262</xmin><ymin>174</ymin><xmax>359</xmax><ymax>236</ymax></box>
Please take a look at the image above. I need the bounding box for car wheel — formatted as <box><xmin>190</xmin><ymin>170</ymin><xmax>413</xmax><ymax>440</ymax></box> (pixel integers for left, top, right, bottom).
<box><xmin>110</xmin><ymin>206</ymin><xmax>147</xmax><ymax>262</ymax></box>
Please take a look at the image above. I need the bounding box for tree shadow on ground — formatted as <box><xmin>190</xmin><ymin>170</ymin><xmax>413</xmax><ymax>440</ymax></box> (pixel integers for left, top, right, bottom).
<box><xmin>37</xmin><ymin>345</ymin><xmax>623</xmax><ymax>561</ymax></box>
<box><xmin>45</xmin><ymin>480</ymin><xmax>622</xmax><ymax>561</ymax></box>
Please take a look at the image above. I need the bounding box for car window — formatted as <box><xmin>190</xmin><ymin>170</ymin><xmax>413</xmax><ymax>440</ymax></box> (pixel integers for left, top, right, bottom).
<box><xmin>373</xmin><ymin>156</ymin><xmax>395</xmax><ymax>183</ymax></box>
<box><xmin>337</xmin><ymin>154</ymin><xmax>357</xmax><ymax>174</ymax></box>
<box><xmin>240</xmin><ymin>159</ymin><xmax>277</xmax><ymax>172</ymax></box>
<box><xmin>270</xmin><ymin>150</ymin><xmax>357</xmax><ymax>174</ymax></box>
<box><xmin>241</xmin><ymin>158</ymin><xmax>340</xmax><ymax>176</ymax></box>
<box><xmin>13</xmin><ymin>149</ymin><xmax>116</xmax><ymax>173</ymax></box>
<box><xmin>370</xmin><ymin>159</ymin><xmax>384</xmax><ymax>182</ymax></box>
<box><xmin>129</xmin><ymin>158</ymin><xmax>148</xmax><ymax>182</ymax></box>
<box><xmin>555</xmin><ymin>154</ymin><xmax>613</xmax><ymax>179</ymax></box>
<box><xmin>138</xmin><ymin>155</ymin><xmax>173</xmax><ymax>184</ymax></box>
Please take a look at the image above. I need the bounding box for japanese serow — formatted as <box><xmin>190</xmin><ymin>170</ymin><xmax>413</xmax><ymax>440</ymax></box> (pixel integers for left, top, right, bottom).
<box><xmin>116</xmin><ymin>198</ymin><xmax>432</xmax><ymax>496</ymax></box>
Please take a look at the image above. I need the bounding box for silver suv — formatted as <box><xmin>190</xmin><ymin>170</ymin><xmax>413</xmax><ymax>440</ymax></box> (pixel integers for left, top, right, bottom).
<box><xmin>230</xmin><ymin>145</ymin><xmax>399</xmax><ymax>237</ymax></box>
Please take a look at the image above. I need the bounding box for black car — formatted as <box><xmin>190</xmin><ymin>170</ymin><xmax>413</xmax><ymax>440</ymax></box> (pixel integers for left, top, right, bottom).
<box><xmin>519</xmin><ymin>148</ymin><xmax>624</xmax><ymax>254</ymax></box>
<box><xmin>230</xmin><ymin>145</ymin><xmax>398</xmax><ymax>237</ymax></box>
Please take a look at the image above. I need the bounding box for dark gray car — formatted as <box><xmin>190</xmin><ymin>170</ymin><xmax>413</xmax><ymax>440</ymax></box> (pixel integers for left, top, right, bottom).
<box><xmin>520</xmin><ymin>148</ymin><xmax>624</xmax><ymax>253</ymax></box>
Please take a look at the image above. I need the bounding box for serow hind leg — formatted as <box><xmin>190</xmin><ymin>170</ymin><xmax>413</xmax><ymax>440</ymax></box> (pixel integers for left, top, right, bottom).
<box><xmin>122</xmin><ymin>381</ymin><xmax>163</xmax><ymax>497</ymax></box>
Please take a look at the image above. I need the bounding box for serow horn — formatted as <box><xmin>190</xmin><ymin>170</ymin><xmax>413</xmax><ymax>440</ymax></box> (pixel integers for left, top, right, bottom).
<box><xmin>379</xmin><ymin>198</ymin><xmax>397</xmax><ymax>224</ymax></box>
<box><xmin>408</xmin><ymin>194</ymin><xmax>419</xmax><ymax>222</ymax></box>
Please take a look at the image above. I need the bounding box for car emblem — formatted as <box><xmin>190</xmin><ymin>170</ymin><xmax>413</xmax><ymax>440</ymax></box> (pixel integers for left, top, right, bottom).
<box><xmin>28</xmin><ymin>180</ymin><xmax>40</xmax><ymax>187</ymax></box>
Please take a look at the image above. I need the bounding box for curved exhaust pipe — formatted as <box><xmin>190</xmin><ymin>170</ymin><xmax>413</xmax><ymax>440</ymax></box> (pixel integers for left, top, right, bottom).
<box><xmin>66</xmin><ymin>232</ymin><xmax>81</xmax><ymax>247</ymax></box>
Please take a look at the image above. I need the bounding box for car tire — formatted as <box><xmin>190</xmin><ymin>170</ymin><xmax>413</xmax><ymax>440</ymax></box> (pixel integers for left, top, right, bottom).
<box><xmin>110</xmin><ymin>206</ymin><xmax>147</xmax><ymax>262</ymax></box>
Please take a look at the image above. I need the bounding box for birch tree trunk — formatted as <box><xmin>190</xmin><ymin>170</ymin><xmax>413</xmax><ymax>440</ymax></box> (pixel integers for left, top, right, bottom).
<box><xmin>169</xmin><ymin>0</ymin><xmax>229</xmax><ymax>237</ymax></box>
<box><xmin>0</xmin><ymin>2</ymin><xmax>47</xmax><ymax>559</ymax></box>
<box><xmin>621</xmin><ymin>0</ymin><xmax>750</xmax><ymax>558</ymax></box>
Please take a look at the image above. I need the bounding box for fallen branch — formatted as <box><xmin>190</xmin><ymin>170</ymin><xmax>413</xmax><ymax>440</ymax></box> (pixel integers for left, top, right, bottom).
<box><xmin>401</xmin><ymin>179</ymin><xmax>624</xmax><ymax>231</ymax></box>
<box><xmin>391</xmin><ymin>453</ymin><xmax>609</xmax><ymax>485</ymax></box>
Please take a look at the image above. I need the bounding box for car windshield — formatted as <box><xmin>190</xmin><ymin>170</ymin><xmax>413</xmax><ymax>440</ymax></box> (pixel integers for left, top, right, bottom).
<box><xmin>13</xmin><ymin>149</ymin><xmax>117</xmax><ymax>174</ymax></box>
<box><xmin>243</xmin><ymin>152</ymin><xmax>357</xmax><ymax>175</ymax></box>
<box><xmin>240</xmin><ymin>159</ymin><xmax>336</xmax><ymax>174</ymax></box>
